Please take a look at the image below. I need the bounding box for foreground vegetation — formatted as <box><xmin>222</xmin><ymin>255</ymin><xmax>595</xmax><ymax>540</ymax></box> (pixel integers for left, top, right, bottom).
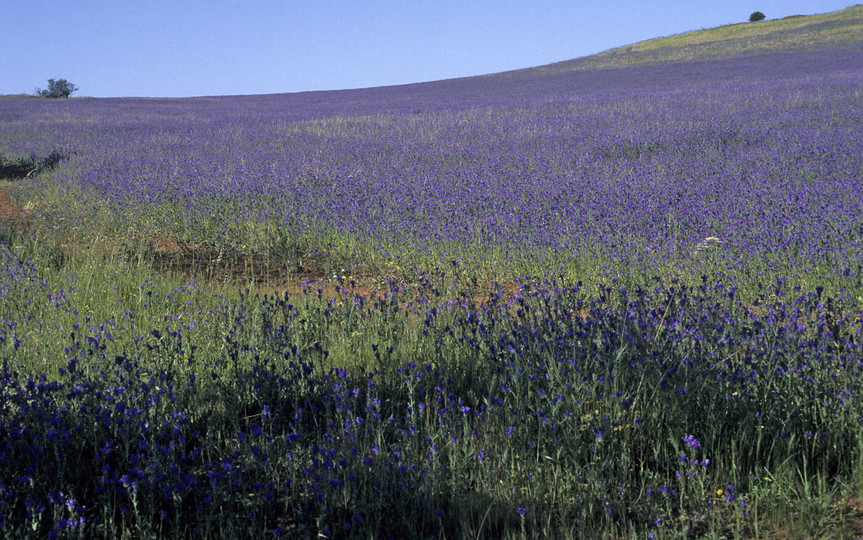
<box><xmin>2</xmin><ymin>6</ymin><xmax>863</xmax><ymax>538</ymax></box>
<box><xmin>2</xmin><ymin>209</ymin><xmax>863</xmax><ymax>538</ymax></box>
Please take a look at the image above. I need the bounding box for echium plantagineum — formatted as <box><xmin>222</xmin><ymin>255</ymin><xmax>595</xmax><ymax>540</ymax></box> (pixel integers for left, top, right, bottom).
<box><xmin>1</xmin><ymin>46</ymin><xmax>862</xmax><ymax>276</ymax></box>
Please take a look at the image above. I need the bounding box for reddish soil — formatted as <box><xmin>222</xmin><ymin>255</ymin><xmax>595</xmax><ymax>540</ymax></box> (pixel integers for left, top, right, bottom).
<box><xmin>149</xmin><ymin>233</ymin><xmax>182</xmax><ymax>253</ymax></box>
<box><xmin>0</xmin><ymin>188</ymin><xmax>32</xmax><ymax>227</ymax></box>
<box><xmin>146</xmin><ymin>248</ymin><xmax>333</xmax><ymax>295</ymax></box>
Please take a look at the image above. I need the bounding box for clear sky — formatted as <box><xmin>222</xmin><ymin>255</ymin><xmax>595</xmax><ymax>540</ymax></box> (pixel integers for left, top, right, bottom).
<box><xmin>2</xmin><ymin>0</ymin><xmax>855</xmax><ymax>98</ymax></box>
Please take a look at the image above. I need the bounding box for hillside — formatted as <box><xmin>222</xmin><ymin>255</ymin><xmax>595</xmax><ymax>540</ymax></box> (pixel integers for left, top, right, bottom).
<box><xmin>512</xmin><ymin>4</ymin><xmax>863</xmax><ymax>75</ymax></box>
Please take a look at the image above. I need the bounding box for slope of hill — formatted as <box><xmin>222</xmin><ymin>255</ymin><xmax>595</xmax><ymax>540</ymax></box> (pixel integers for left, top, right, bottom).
<box><xmin>516</xmin><ymin>4</ymin><xmax>863</xmax><ymax>75</ymax></box>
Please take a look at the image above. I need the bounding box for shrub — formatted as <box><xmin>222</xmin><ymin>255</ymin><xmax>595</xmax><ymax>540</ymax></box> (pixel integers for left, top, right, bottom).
<box><xmin>749</xmin><ymin>11</ymin><xmax>766</xmax><ymax>22</ymax></box>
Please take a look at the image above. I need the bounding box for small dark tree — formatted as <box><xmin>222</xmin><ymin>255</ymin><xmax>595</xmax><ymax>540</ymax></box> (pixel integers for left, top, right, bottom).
<box><xmin>749</xmin><ymin>11</ymin><xmax>766</xmax><ymax>22</ymax></box>
<box><xmin>35</xmin><ymin>79</ymin><xmax>78</xmax><ymax>99</ymax></box>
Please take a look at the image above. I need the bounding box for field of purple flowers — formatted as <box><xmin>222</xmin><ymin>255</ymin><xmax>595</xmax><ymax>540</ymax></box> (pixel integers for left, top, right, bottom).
<box><xmin>3</xmin><ymin>45</ymin><xmax>862</xmax><ymax>290</ymax></box>
<box><xmin>1</xmin><ymin>19</ymin><xmax>863</xmax><ymax>539</ymax></box>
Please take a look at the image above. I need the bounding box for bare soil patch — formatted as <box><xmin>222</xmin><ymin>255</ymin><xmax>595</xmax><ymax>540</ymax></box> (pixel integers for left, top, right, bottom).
<box><xmin>0</xmin><ymin>188</ymin><xmax>32</xmax><ymax>227</ymax></box>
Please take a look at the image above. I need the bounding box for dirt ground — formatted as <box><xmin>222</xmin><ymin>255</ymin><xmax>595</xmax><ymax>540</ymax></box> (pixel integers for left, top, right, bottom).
<box><xmin>0</xmin><ymin>187</ymin><xmax>32</xmax><ymax>225</ymax></box>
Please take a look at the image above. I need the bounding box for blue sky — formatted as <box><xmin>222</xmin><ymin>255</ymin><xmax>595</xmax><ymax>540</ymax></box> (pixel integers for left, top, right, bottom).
<box><xmin>2</xmin><ymin>0</ymin><xmax>855</xmax><ymax>98</ymax></box>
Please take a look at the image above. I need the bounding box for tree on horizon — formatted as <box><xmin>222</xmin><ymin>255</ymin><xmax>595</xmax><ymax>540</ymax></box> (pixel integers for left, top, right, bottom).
<box><xmin>35</xmin><ymin>79</ymin><xmax>79</xmax><ymax>99</ymax></box>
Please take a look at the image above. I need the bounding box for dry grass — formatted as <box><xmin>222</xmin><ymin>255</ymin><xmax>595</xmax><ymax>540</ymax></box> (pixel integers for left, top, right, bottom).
<box><xmin>624</xmin><ymin>6</ymin><xmax>863</xmax><ymax>53</ymax></box>
<box><xmin>522</xmin><ymin>5</ymin><xmax>863</xmax><ymax>74</ymax></box>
